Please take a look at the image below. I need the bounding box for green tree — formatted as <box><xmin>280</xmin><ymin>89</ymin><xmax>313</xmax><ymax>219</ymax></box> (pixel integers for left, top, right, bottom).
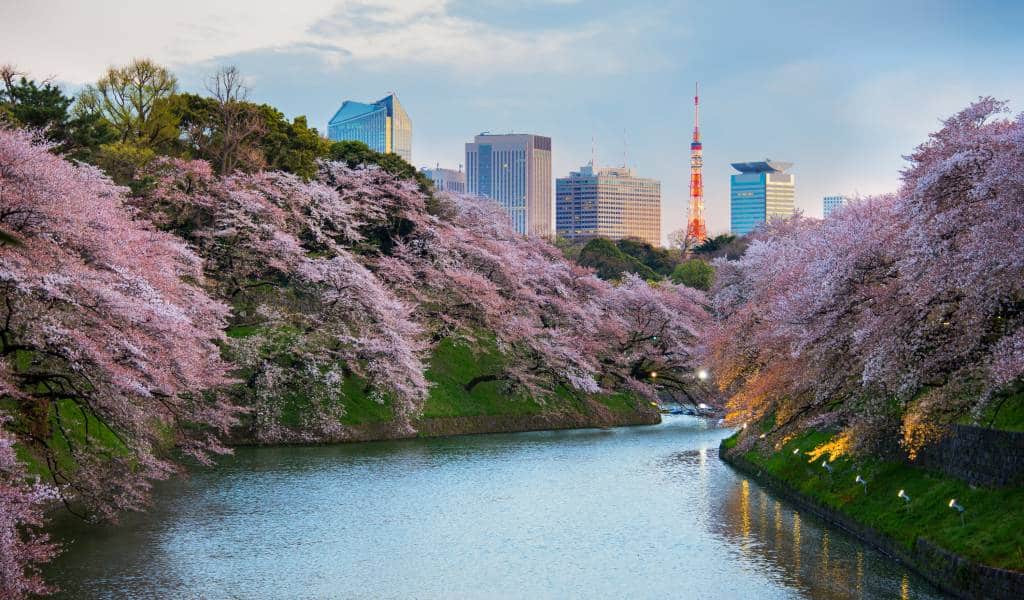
<box><xmin>327</xmin><ymin>139</ymin><xmax>378</xmax><ymax>166</ymax></box>
<box><xmin>615</xmin><ymin>237</ymin><xmax>681</xmax><ymax>277</ymax></box>
<box><xmin>577</xmin><ymin>238</ymin><xmax>659</xmax><ymax>281</ymax></box>
<box><xmin>260</xmin><ymin>107</ymin><xmax>331</xmax><ymax>179</ymax></box>
<box><xmin>0</xmin><ymin>65</ymin><xmax>115</xmax><ymax>161</ymax></box>
<box><xmin>184</xmin><ymin>66</ymin><xmax>267</xmax><ymax>175</ymax></box>
<box><xmin>328</xmin><ymin>139</ymin><xmax>434</xmax><ymax>192</ymax></box>
<box><xmin>670</xmin><ymin>258</ymin><xmax>715</xmax><ymax>290</ymax></box>
<box><xmin>77</xmin><ymin>59</ymin><xmax>179</xmax><ymax>149</ymax></box>
<box><xmin>0</xmin><ymin>73</ymin><xmax>69</xmax><ymax>131</ymax></box>
<box><xmin>692</xmin><ymin>233</ymin><xmax>747</xmax><ymax>259</ymax></box>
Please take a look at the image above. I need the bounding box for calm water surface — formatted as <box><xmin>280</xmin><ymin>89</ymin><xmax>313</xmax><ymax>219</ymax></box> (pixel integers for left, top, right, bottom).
<box><xmin>47</xmin><ymin>416</ymin><xmax>945</xmax><ymax>599</ymax></box>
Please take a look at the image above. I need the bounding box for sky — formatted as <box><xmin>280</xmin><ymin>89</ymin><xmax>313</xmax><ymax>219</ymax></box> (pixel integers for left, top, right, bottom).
<box><xmin>3</xmin><ymin>0</ymin><xmax>1024</xmax><ymax>240</ymax></box>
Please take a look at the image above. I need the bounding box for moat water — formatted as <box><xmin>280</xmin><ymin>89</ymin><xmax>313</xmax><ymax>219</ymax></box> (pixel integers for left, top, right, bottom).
<box><xmin>46</xmin><ymin>415</ymin><xmax>945</xmax><ymax>599</ymax></box>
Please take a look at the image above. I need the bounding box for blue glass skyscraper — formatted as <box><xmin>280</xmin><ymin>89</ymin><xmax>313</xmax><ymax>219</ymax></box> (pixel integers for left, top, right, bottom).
<box><xmin>327</xmin><ymin>93</ymin><xmax>412</xmax><ymax>162</ymax></box>
<box><xmin>730</xmin><ymin>160</ymin><xmax>795</xmax><ymax>235</ymax></box>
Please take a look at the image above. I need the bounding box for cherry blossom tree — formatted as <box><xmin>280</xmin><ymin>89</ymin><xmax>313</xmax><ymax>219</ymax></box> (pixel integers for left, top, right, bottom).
<box><xmin>0</xmin><ymin>128</ymin><xmax>239</xmax><ymax>594</ymax></box>
<box><xmin>0</xmin><ymin>415</ymin><xmax>57</xmax><ymax>598</ymax></box>
<box><xmin>136</xmin><ymin>159</ymin><xmax>429</xmax><ymax>441</ymax></box>
<box><xmin>374</xmin><ymin>187</ymin><xmax>709</xmax><ymax>406</ymax></box>
<box><xmin>709</xmin><ymin>98</ymin><xmax>1024</xmax><ymax>458</ymax></box>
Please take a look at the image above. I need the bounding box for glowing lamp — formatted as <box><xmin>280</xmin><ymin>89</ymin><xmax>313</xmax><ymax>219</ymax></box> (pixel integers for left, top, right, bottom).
<box><xmin>697</xmin><ymin>369</ymin><xmax>709</xmax><ymax>381</ymax></box>
<box><xmin>949</xmin><ymin>499</ymin><xmax>966</xmax><ymax>525</ymax></box>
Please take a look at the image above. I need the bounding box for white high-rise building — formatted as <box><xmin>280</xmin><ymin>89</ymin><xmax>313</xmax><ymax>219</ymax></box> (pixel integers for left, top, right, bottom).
<box><xmin>465</xmin><ymin>133</ymin><xmax>552</xmax><ymax>236</ymax></box>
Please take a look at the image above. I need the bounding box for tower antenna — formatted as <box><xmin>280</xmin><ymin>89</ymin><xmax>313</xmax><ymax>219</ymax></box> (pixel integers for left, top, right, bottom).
<box><xmin>623</xmin><ymin>128</ymin><xmax>628</xmax><ymax>168</ymax></box>
<box><xmin>686</xmin><ymin>81</ymin><xmax>708</xmax><ymax>244</ymax></box>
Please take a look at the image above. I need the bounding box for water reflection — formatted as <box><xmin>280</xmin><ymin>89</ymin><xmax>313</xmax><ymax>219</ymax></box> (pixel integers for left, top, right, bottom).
<box><xmin>712</xmin><ymin>471</ymin><xmax>941</xmax><ymax>599</ymax></box>
<box><xmin>46</xmin><ymin>416</ymin><xmax>945</xmax><ymax>599</ymax></box>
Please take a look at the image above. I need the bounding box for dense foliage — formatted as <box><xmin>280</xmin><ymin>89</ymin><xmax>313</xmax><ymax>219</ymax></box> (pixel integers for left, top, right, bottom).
<box><xmin>134</xmin><ymin>158</ymin><xmax>431</xmax><ymax>441</ymax></box>
<box><xmin>670</xmin><ymin>259</ymin><xmax>715</xmax><ymax>290</ymax></box>
<box><xmin>691</xmin><ymin>233</ymin><xmax>746</xmax><ymax>260</ymax></box>
<box><xmin>566</xmin><ymin>237</ymin><xmax>687</xmax><ymax>282</ymax></box>
<box><xmin>707</xmin><ymin>99</ymin><xmax>1024</xmax><ymax>458</ymax></box>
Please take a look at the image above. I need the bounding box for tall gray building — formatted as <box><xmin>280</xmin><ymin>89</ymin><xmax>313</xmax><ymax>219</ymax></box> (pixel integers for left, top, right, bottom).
<box><xmin>423</xmin><ymin>166</ymin><xmax>466</xmax><ymax>194</ymax></box>
<box><xmin>327</xmin><ymin>93</ymin><xmax>412</xmax><ymax>163</ymax></box>
<box><xmin>730</xmin><ymin>160</ymin><xmax>795</xmax><ymax>235</ymax></box>
<box><xmin>465</xmin><ymin>133</ymin><xmax>552</xmax><ymax>237</ymax></box>
<box><xmin>556</xmin><ymin>163</ymin><xmax>661</xmax><ymax>247</ymax></box>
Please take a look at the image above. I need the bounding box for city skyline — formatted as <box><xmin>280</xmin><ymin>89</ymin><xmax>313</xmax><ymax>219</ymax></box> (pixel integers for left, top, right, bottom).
<box><xmin>3</xmin><ymin>1</ymin><xmax>1024</xmax><ymax>239</ymax></box>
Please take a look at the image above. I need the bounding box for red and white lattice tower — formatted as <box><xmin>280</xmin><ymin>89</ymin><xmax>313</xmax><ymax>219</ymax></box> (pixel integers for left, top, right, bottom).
<box><xmin>686</xmin><ymin>82</ymin><xmax>707</xmax><ymax>242</ymax></box>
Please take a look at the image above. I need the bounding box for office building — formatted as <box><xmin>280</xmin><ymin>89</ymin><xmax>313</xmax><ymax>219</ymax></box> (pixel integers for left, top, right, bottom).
<box><xmin>423</xmin><ymin>166</ymin><xmax>466</xmax><ymax>194</ymax></box>
<box><xmin>327</xmin><ymin>93</ymin><xmax>412</xmax><ymax>162</ymax></box>
<box><xmin>730</xmin><ymin>160</ymin><xmax>796</xmax><ymax>235</ymax></box>
<box><xmin>556</xmin><ymin>163</ymin><xmax>661</xmax><ymax>247</ymax></box>
<box><xmin>823</xmin><ymin>195</ymin><xmax>847</xmax><ymax>218</ymax></box>
<box><xmin>465</xmin><ymin>133</ymin><xmax>552</xmax><ymax>236</ymax></box>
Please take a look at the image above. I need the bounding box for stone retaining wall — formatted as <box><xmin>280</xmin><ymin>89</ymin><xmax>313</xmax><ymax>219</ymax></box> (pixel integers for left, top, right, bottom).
<box><xmin>910</xmin><ymin>425</ymin><xmax>1024</xmax><ymax>487</ymax></box>
<box><xmin>231</xmin><ymin>401</ymin><xmax>661</xmax><ymax>446</ymax></box>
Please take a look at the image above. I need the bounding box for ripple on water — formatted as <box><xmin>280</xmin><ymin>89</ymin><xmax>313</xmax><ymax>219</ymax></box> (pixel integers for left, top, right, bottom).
<box><xmin>46</xmin><ymin>419</ymin><xmax>945</xmax><ymax>599</ymax></box>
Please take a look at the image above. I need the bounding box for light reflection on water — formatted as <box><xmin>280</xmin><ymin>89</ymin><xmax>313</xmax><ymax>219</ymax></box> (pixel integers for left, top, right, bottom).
<box><xmin>46</xmin><ymin>416</ymin><xmax>947</xmax><ymax>599</ymax></box>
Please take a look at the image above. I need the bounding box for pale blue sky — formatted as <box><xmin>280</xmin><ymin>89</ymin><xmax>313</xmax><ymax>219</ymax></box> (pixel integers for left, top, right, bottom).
<box><xmin>3</xmin><ymin>0</ymin><xmax>1023</xmax><ymax>238</ymax></box>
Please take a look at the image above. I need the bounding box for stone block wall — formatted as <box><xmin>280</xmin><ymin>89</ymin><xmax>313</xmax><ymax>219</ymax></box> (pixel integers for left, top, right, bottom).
<box><xmin>911</xmin><ymin>425</ymin><xmax>1024</xmax><ymax>487</ymax></box>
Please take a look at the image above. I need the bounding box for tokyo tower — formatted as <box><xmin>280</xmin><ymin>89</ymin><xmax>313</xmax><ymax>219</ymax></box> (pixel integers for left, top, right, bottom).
<box><xmin>686</xmin><ymin>82</ymin><xmax>707</xmax><ymax>242</ymax></box>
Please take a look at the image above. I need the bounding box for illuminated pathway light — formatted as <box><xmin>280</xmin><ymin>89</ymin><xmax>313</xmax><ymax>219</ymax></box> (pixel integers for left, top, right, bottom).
<box><xmin>898</xmin><ymin>489</ymin><xmax>911</xmax><ymax>511</ymax></box>
<box><xmin>949</xmin><ymin>499</ymin><xmax>966</xmax><ymax>525</ymax></box>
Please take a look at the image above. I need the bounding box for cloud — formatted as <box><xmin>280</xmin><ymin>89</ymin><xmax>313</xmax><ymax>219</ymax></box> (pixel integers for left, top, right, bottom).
<box><xmin>301</xmin><ymin>0</ymin><xmax>620</xmax><ymax>73</ymax></box>
<box><xmin>0</xmin><ymin>0</ymin><xmax>645</xmax><ymax>83</ymax></box>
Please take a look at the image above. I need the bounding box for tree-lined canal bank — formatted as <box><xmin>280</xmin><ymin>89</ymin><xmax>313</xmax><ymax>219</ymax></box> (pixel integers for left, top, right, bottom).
<box><xmin>46</xmin><ymin>416</ymin><xmax>944</xmax><ymax>599</ymax></box>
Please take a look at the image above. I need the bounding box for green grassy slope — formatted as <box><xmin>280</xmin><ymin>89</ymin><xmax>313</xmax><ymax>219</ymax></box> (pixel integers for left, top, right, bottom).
<box><xmin>236</xmin><ymin>333</ymin><xmax>647</xmax><ymax>430</ymax></box>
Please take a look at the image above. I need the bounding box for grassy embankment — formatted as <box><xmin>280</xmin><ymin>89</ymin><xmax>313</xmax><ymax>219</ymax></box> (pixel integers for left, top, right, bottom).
<box><xmin>224</xmin><ymin>327</ymin><xmax>644</xmax><ymax>429</ymax></box>
<box><xmin>9</xmin><ymin>333</ymin><xmax>647</xmax><ymax>482</ymax></box>
<box><xmin>722</xmin><ymin>394</ymin><xmax>1024</xmax><ymax>571</ymax></box>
